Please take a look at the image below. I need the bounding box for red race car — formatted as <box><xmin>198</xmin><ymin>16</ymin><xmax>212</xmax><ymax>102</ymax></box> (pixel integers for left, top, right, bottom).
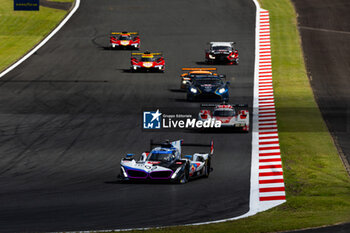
<box><xmin>131</xmin><ymin>52</ymin><xmax>165</xmax><ymax>72</ymax></box>
<box><xmin>110</xmin><ymin>31</ymin><xmax>140</xmax><ymax>49</ymax></box>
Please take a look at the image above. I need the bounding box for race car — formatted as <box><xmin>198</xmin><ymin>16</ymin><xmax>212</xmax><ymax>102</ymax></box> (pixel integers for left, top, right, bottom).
<box><xmin>118</xmin><ymin>139</ymin><xmax>214</xmax><ymax>184</ymax></box>
<box><xmin>198</xmin><ymin>103</ymin><xmax>249</xmax><ymax>132</ymax></box>
<box><xmin>205</xmin><ymin>42</ymin><xmax>239</xmax><ymax>64</ymax></box>
<box><xmin>180</xmin><ymin>67</ymin><xmax>219</xmax><ymax>90</ymax></box>
<box><xmin>130</xmin><ymin>51</ymin><xmax>165</xmax><ymax>72</ymax></box>
<box><xmin>110</xmin><ymin>31</ymin><xmax>140</xmax><ymax>49</ymax></box>
<box><xmin>187</xmin><ymin>75</ymin><xmax>229</xmax><ymax>102</ymax></box>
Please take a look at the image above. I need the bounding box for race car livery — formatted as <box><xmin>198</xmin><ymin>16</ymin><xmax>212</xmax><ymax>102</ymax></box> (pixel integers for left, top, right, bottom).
<box><xmin>205</xmin><ymin>42</ymin><xmax>239</xmax><ymax>65</ymax></box>
<box><xmin>198</xmin><ymin>103</ymin><xmax>249</xmax><ymax>132</ymax></box>
<box><xmin>131</xmin><ymin>51</ymin><xmax>165</xmax><ymax>72</ymax></box>
<box><xmin>110</xmin><ymin>31</ymin><xmax>140</xmax><ymax>49</ymax></box>
<box><xmin>187</xmin><ymin>75</ymin><xmax>229</xmax><ymax>101</ymax></box>
<box><xmin>118</xmin><ymin>140</ymin><xmax>214</xmax><ymax>184</ymax></box>
<box><xmin>180</xmin><ymin>68</ymin><xmax>219</xmax><ymax>90</ymax></box>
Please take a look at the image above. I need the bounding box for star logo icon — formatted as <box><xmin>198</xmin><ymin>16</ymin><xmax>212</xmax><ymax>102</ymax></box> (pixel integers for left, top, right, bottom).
<box><xmin>150</xmin><ymin>109</ymin><xmax>162</xmax><ymax>122</ymax></box>
<box><xmin>143</xmin><ymin>110</ymin><xmax>162</xmax><ymax>129</ymax></box>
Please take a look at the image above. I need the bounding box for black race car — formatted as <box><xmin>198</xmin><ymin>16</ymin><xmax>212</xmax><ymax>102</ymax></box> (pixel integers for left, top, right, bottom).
<box><xmin>205</xmin><ymin>42</ymin><xmax>239</xmax><ymax>64</ymax></box>
<box><xmin>187</xmin><ymin>75</ymin><xmax>230</xmax><ymax>101</ymax></box>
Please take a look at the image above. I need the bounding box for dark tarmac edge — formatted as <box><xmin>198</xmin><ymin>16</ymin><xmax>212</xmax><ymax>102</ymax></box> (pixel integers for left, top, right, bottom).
<box><xmin>280</xmin><ymin>222</ymin><xmax>350</xmax><ymax>233</ymax></box>
<box><xmin>330</xmin><ymin>131</ymin><xmax>350</xmax><ymax>176</ymax></box>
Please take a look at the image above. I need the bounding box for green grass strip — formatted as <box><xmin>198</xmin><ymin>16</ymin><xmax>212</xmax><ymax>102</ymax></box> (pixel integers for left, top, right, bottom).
<box><xmin>0</xmin><ymin>0</ymin><xmax>68</xmax><ymax>72</ymax></box>
<box><xmin>120</xmin><ymin>0</ymin><xmax>350</xmax><ymax>232</ymax></box>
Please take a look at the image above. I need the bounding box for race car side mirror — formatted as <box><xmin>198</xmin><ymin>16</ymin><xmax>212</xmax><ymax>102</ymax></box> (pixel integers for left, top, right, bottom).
<box><xmin>184</xmin><ymin>155</ymin><xmax>192</xmax><ymax>159</ymax></box>
<box><xmin>126</xmin><ymin>153</ymin><xmax>135</xmax><ymax>158</ymax></box>
<box><xmin>226</xmin><ymin>81</ymin><xmax>230</xmax><ymax>85</ymax></box>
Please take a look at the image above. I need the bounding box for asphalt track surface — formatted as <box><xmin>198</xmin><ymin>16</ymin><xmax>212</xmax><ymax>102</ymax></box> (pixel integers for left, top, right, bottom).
<box><xmin>0</xmin><ymin>0</ymin><xmax>256</xmax><ymax>232</ymax></box>
<box><xmin>292</xmin><ymin>0</ymin><xmax>350</xmax><ymax>169</ymax></box>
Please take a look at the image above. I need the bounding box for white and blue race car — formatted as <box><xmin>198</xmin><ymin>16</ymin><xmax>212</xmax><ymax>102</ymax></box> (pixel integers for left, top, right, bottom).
<box><xmin>118</xmin><ymin>140</ymin><xmax>214</xmax><ymax>184</ymax></box>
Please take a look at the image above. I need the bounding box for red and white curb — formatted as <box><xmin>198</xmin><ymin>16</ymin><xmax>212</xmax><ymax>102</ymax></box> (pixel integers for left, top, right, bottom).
<box><xmin>254</xmin><ymin>10</ymin><xmax>286</xmax><ymax>210</ymax></box>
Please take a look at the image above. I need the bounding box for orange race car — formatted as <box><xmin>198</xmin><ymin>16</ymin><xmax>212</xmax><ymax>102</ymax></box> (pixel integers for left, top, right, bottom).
<box><xmin>180</xmin><ymin>68</ymin><xmax>222</xmax><ymax>89</ymax></box>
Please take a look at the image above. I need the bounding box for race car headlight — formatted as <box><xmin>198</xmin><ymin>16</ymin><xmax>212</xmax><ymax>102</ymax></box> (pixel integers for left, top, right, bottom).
<box><xmin>172</xmin><ymin>167</ymin><xmax>182</xmax><ymax>179</ymax></box>
<box><xmin>218</xmin><ymin>88</ymin><xmax>226</xmax><ymax>94</ymax></box>
<box><xmin>182</xmin><ymin>81</ymin><xmax>187</xmax><ymax>84</ymax></box>
<box><xmin>190</xmin><ymin>88</ymin><xmax>198</xmax><ymax>94</ymax></box>
<box><xmin>209</xmin><ymin>54</ymin><xmax>215</xmax><ymax>59</ymax></box>
<box><xmin>121</xmin><ymin>166</ymin><xmax>128</xmax><ymax>177</ymax></box>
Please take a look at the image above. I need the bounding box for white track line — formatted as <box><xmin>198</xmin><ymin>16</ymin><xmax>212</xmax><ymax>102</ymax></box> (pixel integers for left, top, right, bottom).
<box><xmin>0</xmin><ymin>0</ymin><xmax>81</xmax><ymax>79</ymax></box>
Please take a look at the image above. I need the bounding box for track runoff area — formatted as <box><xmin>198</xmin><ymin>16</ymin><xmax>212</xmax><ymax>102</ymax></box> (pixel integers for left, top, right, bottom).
<box><xmin>0</xmin><ymin>0</ymin><xmax>285</xmax><ymax>232</ymax></box>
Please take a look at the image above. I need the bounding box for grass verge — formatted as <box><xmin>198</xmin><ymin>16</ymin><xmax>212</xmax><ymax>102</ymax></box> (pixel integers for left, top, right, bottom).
<box><xmin>113</xmin><ymin>0</ymin><xmax>350</xmax><ymax>232</ymax></box>
<box><xmin>0</xmin><ymin>0</ymin><xmax>70</xmax><ymax>72</ymax></box>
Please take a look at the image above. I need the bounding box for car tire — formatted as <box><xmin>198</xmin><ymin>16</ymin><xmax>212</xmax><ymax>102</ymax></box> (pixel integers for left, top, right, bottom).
<box><xmin>179</xmin><ymin>163</ymin><xmax>190</xmax><ymax>184</ymax></box>
<box><xmin>204</xmin><ymin>158</ymin><xmax>211</xmax><ymax>178</ymax></box>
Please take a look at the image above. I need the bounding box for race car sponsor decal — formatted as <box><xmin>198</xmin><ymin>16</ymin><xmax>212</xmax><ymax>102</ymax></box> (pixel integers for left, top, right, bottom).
<box><xmin>14</xmin><ymin>0</ymin><xmax>39</xmax><ymax>11</ymax></box>
<box><xmin>257</xmin><ymin>10</ymin><xmax>286</xmax><ymax>203</ymax></box>
<box><xmin>120</xmin><ymin>40</ymin><xmax>129</xmax><ymax>45</ymax></box>
<box><xmin>142</xmin><ymin>62</ymin><xmax>153</xmax><ymax>68</ymax></box>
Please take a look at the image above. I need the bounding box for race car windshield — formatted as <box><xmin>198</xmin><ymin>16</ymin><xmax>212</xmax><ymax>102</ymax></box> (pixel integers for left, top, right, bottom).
<box><xmin>195</xmin><ymin>78</ymin><xmax>222</xmax><ymax>85</ymax></box>
<box><xmin>119</xmin><ymin>35</ymin><xmax>131</xmax><ymax>40</ymax></box>
<box><xmin>212</xmin><ymin>46</ymin><xmax>232</xmax><ymax>51</ymax></box>
<box><xmin>213</xmin><ymin>109</ymin><xmax>236</xmax><ymax>117</ymax></box>
<box><xmin>148</xmin><ymin>151</ymin><xmax>175</xmax><ymax>162</ymax></box>
<box><xmin>141</xmin><ymin>57</ymin><xmax>154</xmax><ymax>62</ymax></box>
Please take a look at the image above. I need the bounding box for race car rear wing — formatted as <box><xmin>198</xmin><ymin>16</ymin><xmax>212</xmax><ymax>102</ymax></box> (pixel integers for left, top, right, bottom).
<box><xmin>189</xmin><ymin>74</ymin><xmax>226</xmax><ymax>79</ymax></box>
<box><xmin>150</xmin><ymin>140</ymin><xmax>214</xmax><ymax>155</ymax></box>
<box><xmin>209</xmin><ymin>42</ymin><xmax>235</xmax><ymax>45</ymax></box>
<box><xmin>181</xmin><ymin>68</ymin><xmax>217</xmax><ymax>71</ymax></box>
<box><xmin>201</xmin><ymin>103</ymin><xmax>248</xmax><ymax>108</ymax></box>
<box><xmin>131</xmin><ymin>52</ymin><xmax>162</xmax><ymax>56</ymax></box>
<box><xmin>111</xmin><ymin>31</ymin><xmax>139</xmax><ymax>35</ymax></box>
